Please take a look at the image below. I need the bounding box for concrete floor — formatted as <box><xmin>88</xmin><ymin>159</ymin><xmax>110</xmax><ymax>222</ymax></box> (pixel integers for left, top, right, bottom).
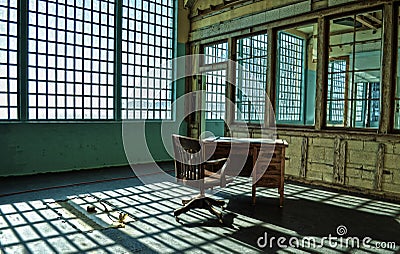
<box><xmin>0</xmin><ymin>162</ymin><xmax>399</xmax><ymax>253</ymax></box>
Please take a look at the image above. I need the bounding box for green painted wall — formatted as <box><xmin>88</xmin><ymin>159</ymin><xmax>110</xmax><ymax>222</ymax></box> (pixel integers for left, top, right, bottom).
<box><xmin>305</xmin><ymin>70</ymin><xmax>316</xmax><ymax>125</ymax></box>
<box><xmin>0</xmin><ymin>123</ymin><xmax>127</xmax><ymax>176</ymax></box>
<box><xmin>0</xmin><ymin>42</ymin><xmax>187</xmax><ymax>176</ymax></box>
<box><xmin>205</xmin><ymin>120</ymin><xmax>225</xmax><ymax>137</ymax></box>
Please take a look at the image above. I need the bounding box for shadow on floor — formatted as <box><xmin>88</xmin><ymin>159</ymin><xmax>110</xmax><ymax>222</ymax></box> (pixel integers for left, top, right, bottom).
<box><xmin>222</xmin><ymin>193</ymin><xmax>400</xmax><ymax>252</ymax></box>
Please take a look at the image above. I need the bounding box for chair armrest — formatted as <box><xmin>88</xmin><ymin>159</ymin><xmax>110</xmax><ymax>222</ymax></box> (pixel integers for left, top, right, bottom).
<box><xmin>203</xmin><ymin>158</ymin><xmax>231</xmax><ymax>188</ymax></box>
<box><xmin>204</xmin><ymin>158</ymin><xmax>227</xmax><ymax>164</ymax></box>
<box><xmin>203</xmin><ymin>158</ymin><xmax>228</xmax><ymax>173</ymax></box>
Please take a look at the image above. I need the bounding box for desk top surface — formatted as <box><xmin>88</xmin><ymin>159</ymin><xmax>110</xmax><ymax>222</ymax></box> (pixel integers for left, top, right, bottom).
<box><xmin>202</xmin><ymin>137</ymin><xmax>288</xmax><ymax>146</ymax></box>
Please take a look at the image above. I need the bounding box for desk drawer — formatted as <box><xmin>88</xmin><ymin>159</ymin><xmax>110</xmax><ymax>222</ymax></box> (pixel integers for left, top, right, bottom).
<box><xmin>255</xmin><ymin>175</ymin><xmax>281</xmax><ymax>188</ymax></box>
<box><xmin>255</xmin><ymin>161</ymin><xmax>281</xmax><ymax>175</ymax></box>
<box><xmin>257</xmin><ymin>152</ymin><xmax>282</xmax><ymax>163</ymax></box>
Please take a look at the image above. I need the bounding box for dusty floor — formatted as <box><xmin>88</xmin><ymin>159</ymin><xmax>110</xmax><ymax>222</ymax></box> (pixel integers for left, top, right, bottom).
<box><xmin>0</xmin><ymin>163</ymin><xmax>399</xmax><ymax>253</ymax></box>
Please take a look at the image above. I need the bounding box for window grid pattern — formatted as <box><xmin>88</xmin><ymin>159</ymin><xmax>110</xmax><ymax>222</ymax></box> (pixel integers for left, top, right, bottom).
<box><xmin>204</xmin><ymin>42</ymin><xmax>228</xmax><ymax>65</ymax></box>
<box><xmin>121</xmin><ymin>0</ymin><xmax>173</xmax><ymax>120</ymax></box>
<box><xmin>236</xmin><ymin>34</ymin><xmax>267</xmax><ymax>123</ymax></box>
<box><xmin>27</xmin><ymin>0</ymin><xmax>115</xmax><ymax>120</ymax></box>
<box><xmin>0</xmin><ymin>1</ymin><xmax>18</xmax><ymax>120</ymax></box>
<box><xmin>370</xmin><ymin>83</ymin><xmax>380</xmax><ymax>122</ymax></box>
<box><xmin>277</xmin><ymin>33</ymin><xmax>304</xmax><ymax>122</ymax></box>
<box><xmin>355</xmin><ymin>82</ymin><xmax>380</xmax><ymax>125</ymax></box>
<box><xmin>327</xmin><ymin>60</ymin><xmax>346</xmax><ymax>123</ymax></box>
<box><xmin>328</xmin><ymin>12</ymin><xmax>382</xmax><ymax>128</ymax></box>
<box><xmin>355</xmin><ymin>82</ymin><xmax>365</xmax><ymax>123</ymax></box>
<box><xmin>205</xmin><ymin>70</ymin><xmax>226</xmax><ymax>120</ymax></box>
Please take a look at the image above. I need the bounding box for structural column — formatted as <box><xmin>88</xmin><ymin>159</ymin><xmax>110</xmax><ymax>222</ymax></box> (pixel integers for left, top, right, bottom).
<box><xmin>315</xmin><ymin>17</ymin><xmax>329</xmax><ymax>131</ymax></box>
<box><xmin>379</xmin><ymin>3</ymin><xmax>397</xmax><ymax>134</ymax></box>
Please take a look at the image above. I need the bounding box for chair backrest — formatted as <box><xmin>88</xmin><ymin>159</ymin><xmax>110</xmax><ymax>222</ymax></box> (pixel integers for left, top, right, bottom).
<box><xmin>172</xmin><ymin>134</ymin><xmax>204</xmax><ymax>181</ymax></box>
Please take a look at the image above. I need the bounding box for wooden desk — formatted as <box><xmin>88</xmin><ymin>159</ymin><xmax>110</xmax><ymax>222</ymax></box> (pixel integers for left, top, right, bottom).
<box><xmin>202</xmin><ymin>137</ymin><xmax>288</xmax><ymax>206</ymax></box>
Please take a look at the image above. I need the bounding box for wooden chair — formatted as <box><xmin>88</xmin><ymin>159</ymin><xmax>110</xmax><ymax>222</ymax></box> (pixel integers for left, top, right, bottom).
<box><xmin>172</xmin><ymin>134</ymin><xmax>233</xmax><ymax>223</ymax></box>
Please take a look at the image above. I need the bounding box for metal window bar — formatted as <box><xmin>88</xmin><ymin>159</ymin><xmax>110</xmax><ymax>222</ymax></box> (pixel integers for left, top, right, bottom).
<box><xmin>0</xmin><ymin>0</ymin><xmax>18</xmax><ymax>120</ymax></box>
<box><xmin>27</xmin><ymin>0</ymin><xmax>115</xmax><ymax>120</ymax></box>
<box><xmin>121</xmin><ymin>0</ymin><xmax>173</xmax><ymax>120</ymax></box>
<box><xmin>236</xmin><ymin>33</ymin><xmax>267</xmax><ymax>123</ymax></box>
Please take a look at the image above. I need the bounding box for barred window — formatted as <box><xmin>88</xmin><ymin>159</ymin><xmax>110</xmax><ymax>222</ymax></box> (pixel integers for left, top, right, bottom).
<box><xmin>276</xmin><ymin>32</ymin><xmax>304</xmax><ymax>123</ymax></box>
<box><xmin>0</xmin><ymin>0</ymin><xmax>18</xmax><ymax>120</ymax></box>
<box><xmin>27</xmin><ymin>0</ymin><xmax>115</xmax><ymax>120</ymax></box>
<box><xmin>121</xmin><ymin>0</ymin><xmax>174</xmax><ymax>120</ymax></box>
<box><xmin>203</xmin><ymin>42</ymin><xmax>228</xmax><ymax>120</ymax></box>
<box><xmin>236</xmin><ymin>33</ymin><xmax>267</xmax><ymax>123</ymax></box>
<box><xmin>327</xmin><ymin>59</ymin><xmax>347</xmax><ymax>124</ymax></box>
<box><xmin>205</xmin><ymin>70</ymin><xmax>226</xmax><ymax>120</ymax></box>
<box><xmin>354</xmin><ymin>82</ymin><xmax>380</xmax><ymax>127</ymax></box>
<box><xmin>204</xmin><ymin>42</ymin><xmax>228</xmax><ymax>65</ymax></box>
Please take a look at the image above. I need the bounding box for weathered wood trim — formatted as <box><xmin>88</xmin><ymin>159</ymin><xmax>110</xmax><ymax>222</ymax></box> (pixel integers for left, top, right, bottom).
<box><xmin>229</xmin><ymin>123</ymin><xmax>400</xmax><ymax>141</ymax></box>
<box><xmin>333</xmin><ymin>138</ymin><xmax>346</xmax><ymax>184</ymax></box>
<box><xmin>300</xmin><ymin>137</ymin><xmax>308</xmax><ymax>177</ymax></box>
<box><xmin>328</xmin><ymin>0</ymin><xmax>357</xmax><ymax>7</ymax></box>
<box><xmin>188</xmin><ymin>43</ymin><xmax>201</xmax><ymax>138</ymax></box>
<box><xmin>226</xmin><ymin>37</ymin><xmax>237</xmax><ymax>134</ymax></box>
<box><xmin>276</xmin><ymin>127</ymin><xmax>400</xmax><ymax>141</ymax></box>
<box><xmin>184</xmin><ymin>0</ymin><xmax>197</xmax><ymax>9</ymax></box>
<box><xmin>189</xmin><ymin>0</ymin><xmax>388</xmax><ymax>42</ymax></box>
<box><xmin>266</xmin><ymin>28</ymin><xmax>277</xmax><ymax>120</ymax></box>
<box><xmin>190</xmin><ymin>1</ymin><xmax>312</xmax><ymax>41</ymax></box>
<box><xmin>379</xmin><ymin>3</ymin><xmax>397</xmax><ymax>134</ymax></box>
<box><xmin>374</xmin><ymin>143</ymin><xmax>385</xmax><ymax>191</ymax></box>
<box><xmin>190</xmin><ymin>0</ymin><xmax>308</xmax><ymax>30</ymax></box>
<box><xmin>315</xmin><ymin>17</ymin><xmax>329</xmax><ymax>131</ymax></box>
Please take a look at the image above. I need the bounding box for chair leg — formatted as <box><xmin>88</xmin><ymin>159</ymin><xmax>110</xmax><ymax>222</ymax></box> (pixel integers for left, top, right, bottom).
<box><xmin>279</xmin><ymin>187</ymin><xmax>284</xmax><ymax>208</ymax></box>
<box><xmin>174</xmin><ymin>198</ymin><xmax>203</xmax><ymax>219</ymax></box>
<box><xmin>182</xmin><ymin>199</ymin><xmax>191</xmax><ymax>205</ymax></box>
<box><xmin>252</xmin><ymin>185</ymin><xmax>256</xmax><ymax>205</ymax></box>
<box><xmin>204</xmin><ymin>200</ymin><xmax>223</xmax><ymax>223</ymax></box>
<box><xmin>174</xmin><ymin>196</ymin><xmax>225</xmax><ymax>223</ymax></box>
<box><xmin>204</xmin><ymin>197</ymin><xmax>225</xmax><ymax>207</ymax></box>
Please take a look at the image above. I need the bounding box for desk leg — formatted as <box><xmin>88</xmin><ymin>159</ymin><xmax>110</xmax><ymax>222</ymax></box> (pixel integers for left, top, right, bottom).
<box><xmin>279</xmin><ymin>147</ymin><xmax>286</xmax><ymax>208</ymax></box>
<box><xmin>279</xmin><ymin>186</ymin><xmax>284</xmax><ymax>207</ymax></box>
<box><xmin>252</xmin><ymin>146</ymin><xmax>257</xmax><ymax>205</ymax></box>
<box><xmin>252</xmin><ymin>185</ymin><xmax>256</xmax><ymax>205</ymax></box>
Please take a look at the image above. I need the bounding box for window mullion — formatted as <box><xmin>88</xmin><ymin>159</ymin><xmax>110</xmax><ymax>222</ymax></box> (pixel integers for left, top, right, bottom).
<box><xmin>18</xmin><ymin>0</ymin><xmax>28</xmax><ymax>121</ymax></box>
<box><xmin>114</xmin><ymin>0</ymin><xmax>122</xmax><ymax>121</ymax></box>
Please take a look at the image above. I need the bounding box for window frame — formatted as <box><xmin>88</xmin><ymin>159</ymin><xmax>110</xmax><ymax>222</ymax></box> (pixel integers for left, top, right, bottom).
<box><xmin>325</xmin><ymin>9</ymin><xmax>384</xmax><ymax>130</ymax></box>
